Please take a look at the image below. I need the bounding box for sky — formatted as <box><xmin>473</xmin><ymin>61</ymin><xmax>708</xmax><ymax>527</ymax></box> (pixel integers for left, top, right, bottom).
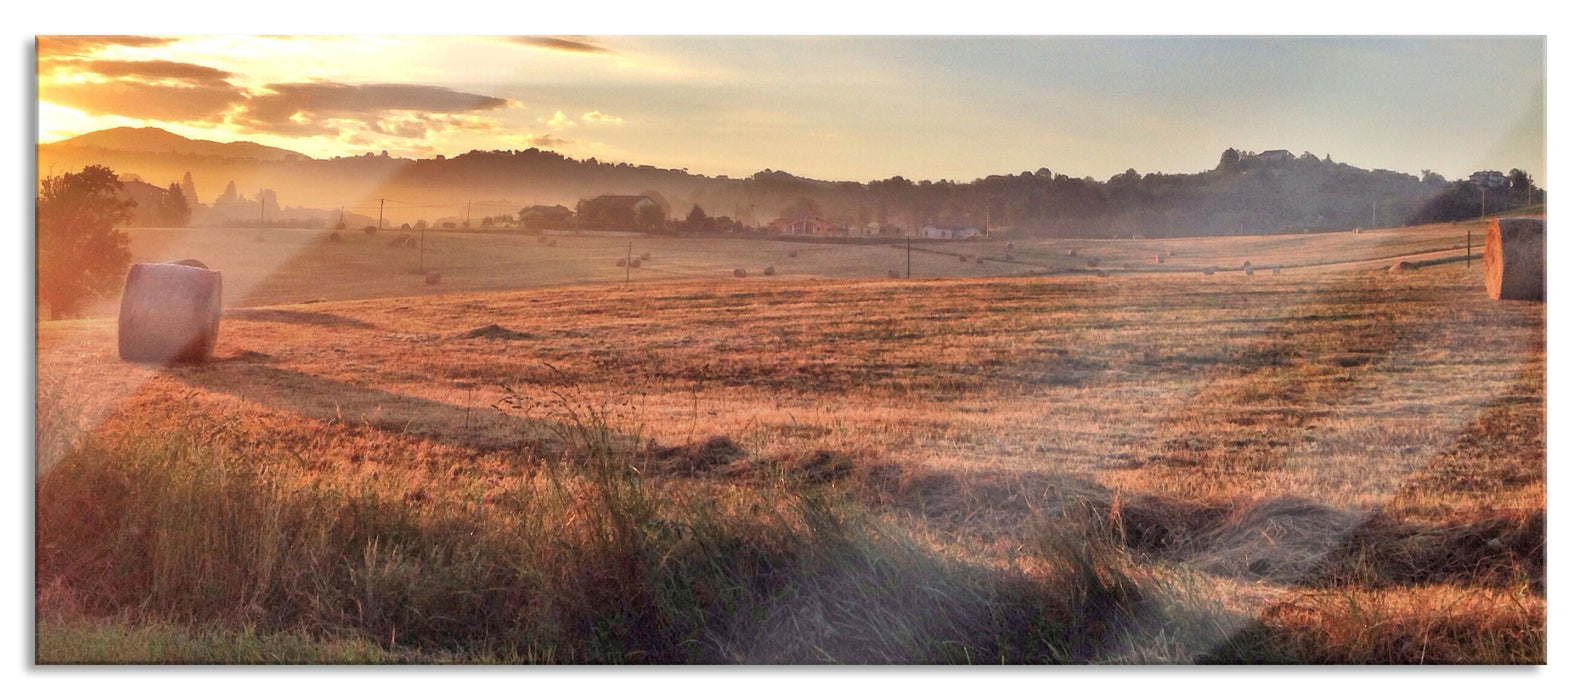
<box><xmin>35</xmin><ymin>34</ymin><xmax>1545</xmax><ymax>186</ymax></box>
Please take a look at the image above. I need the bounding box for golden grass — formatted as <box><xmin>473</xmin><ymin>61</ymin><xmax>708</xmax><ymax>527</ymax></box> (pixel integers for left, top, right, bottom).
<box><xmin>35</xmin><ymin>247</ymin><xmax>1544</xmax><ymax>663</ymax></box>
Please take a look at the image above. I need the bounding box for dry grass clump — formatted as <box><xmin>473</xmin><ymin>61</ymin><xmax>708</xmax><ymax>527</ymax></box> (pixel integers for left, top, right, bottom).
<box><xmin>1204</xmin><ymin>584</ymin><xmax>1545</xmax><ymax>664</ymax></box>
<box><xmin>37</xmin><ymin>420</ymin><xmax>1170</xmax><ymax>664</ymax></box>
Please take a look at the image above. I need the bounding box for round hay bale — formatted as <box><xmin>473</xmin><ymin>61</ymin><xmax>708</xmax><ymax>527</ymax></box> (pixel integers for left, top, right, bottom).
<box><xmin>887</xmin><ymin>269</ymin><xmax>900</xmax><ymax>279</ymax></box>
<box><xmin>117</xmin><ymin>262</ymin><xmax>222</xmax><ymax>364</ymax></box>
<box><xmin>364</xmin><ymin>225</ymin><xmax>377</xmax><ymax>235</ymax></box>
<box><xmin>1484</xmin><ymin>217</ymin><xmax>1545</xmax><ymax>301</ymax></box>
<box><xmin>1390</xmin><ymin>260</ymin><xmax>1417</xmax><ymax>273</ymax></box>
<box><xmin>976</xmin><ymin>257</ymin><xmax>985</xmax><ymax>265</ymax></box>
<box><xmin>733</xmin><ymin>268</ymin><xmax>747</xmax><ymax>278</ymax></box>
<box><xmin>1245</xmin><ymin>266</ymin><xmax>1255</xmax><ymax>276</ymax></box>
<box><xmin>616</xmin><ymin>258</ymin><xmax>628</xmax><ymax>267</ymax></box>
<box><xmin>959</xmin><ymin>254</ymin><xmax>969</xmax><ymax>262</ymax></box>
<box><xmin>1272</xmin><ymin>265</ymin><xmax>1282</xmax><ymax>275</ymax></box>
<box><xmin>1204</xmin><ymin>267</ymin><xmax>1217</xmax><ymax>276</ymax></box>
<box><xmin>1156</xmin><ymin>253</ymin><xmax>1165</xmax><ymax>263</ymax></box>
<box><xmin>763</xmin><ymin>265</ymin><xmax>776</xmax><ymax>276</ymax></box>
<box><xmin>641</xmin><ymin>252</ymin><xmax>652</xmax><ymax>261</ymax></box>
<box><xmin>788</xmin><ymin>250</ymin><xmax>799</xmax><ymax>258</ymax></box>
<box><xmin>425</xmin><ymin>271</ymin><xmax>442</xmax><ymax>285</ymax></box>
<box><xmin>628</xmin><ymin>258</ymin><xmax>641</xmax><ymax>269</ymax></box>
<box><xmin>1085</xmin><ymin>257</ymin><xmax>1099</xmax><ymax>268</ymax></box>
<box><xmin>1006</xmin><ymin>242</ymin><xmax>1015</xmax><ymax>250</ymax></box>
<box><xmin>328</xmin><ymin>231</ymin><xmax>343</xmax><ymax>243</ymax></box>
<box><xmin>1241</xmin><ymin>259</ymin><xmax>1252</xmax><ymax>268</ymax></box>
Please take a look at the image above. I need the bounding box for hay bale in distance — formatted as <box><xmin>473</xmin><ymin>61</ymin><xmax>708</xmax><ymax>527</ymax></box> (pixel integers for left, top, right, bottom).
<box><xmin>959</xmin><ymin>254</ymin><xmax>969</xmax><ymax>262</ymax></box>
<box><xmin>733</xmin><ymin>268</ymin><xmax>747</xmax><ymax>278</ymax></box>
<box><xmin>628</xmin><ymin>258</ymin><xmax>641</xmax><ymax>269</ymax></box>
<box><xmin>887</xmin><ymin>269</ymin><xmax>901</xmax><ymax>279</ymax></box>
<box><xmin>1156</xmin><ymin>253</ymin><xmax>1165</xmax><ymax>263</ymax></box>
<box><xmin>117</xmin><ymin>262</ymin><xmax>222</xmax><ymax>364</ymax></box>
<box><xmin>788</xmin><ymin>250</ymin><xmax>799</xmax><ymax>258</ymax></box>
<box><xmin>328</xmin><ymin>231</ymin><xmax>342</xmax><ymax>243</ymax></box>
<box><xmin>364</xmin><ymin>225</ymin><xmax>377</xmax><ymax>235</ymax></box>
<box><xmin>1390</xmin><ymin>260</ymin><xmax>1418</xmax><ymax>273</ymax></box>
<box><xmin>641</xmin><ymin>252</ymin><xmax>652</xmax><ymax>261</ymax></box>
<box><xmin>763</xmin><ymin>265</ymin><xmax>776</xmax><ymax>276</ymax></box>
<box><xmin>425</xmin><ymin>271</ymin><xmax>442</xmax><ymax>285</ymax></box>
<box><xmin>1245</xmin><ymin>266</ymin><xmax>1255</xmax><ymax>276</ymax></box>
<box><xmin>1241</xmin><ymin>259</ymin><xmax>1252</xmax><ymax>269</ymax></box>
<box><xmin>616</xmin><ymin>258</ymin><xmax>628</xmax><ymax>267</ymax></box>
<box><xmin>1272</xmin><ymin>265</ymin><xmax>1282</xmax><ymax>276</ymax></box>
<box><xmin>1085</xmin><ymin>258</ymin><xmax>1099</xmax><ymax>268</ymax></box>
<box><xmin>1484</xmin><ymin>217</ymin><xmax>1545</xmax><ymax>301</ymax></box>
<box><xmin>1204</xmin><ymin>267</ymin><xmax>1217</xmax><ymax>276</ymax></box>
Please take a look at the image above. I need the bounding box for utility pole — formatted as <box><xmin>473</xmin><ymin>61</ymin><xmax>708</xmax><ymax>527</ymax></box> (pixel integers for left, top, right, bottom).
<box><xmin>419</xmin><ymin>224</ymin><xmax>425</xmax><ymax>272</ymax></box>
<box><xmin>906</xmin><ymin>236</ymin><xmax>912</xmax><ymax>279</ymax></box>
<box><xmin>378</xmin><ymin>198</ymin><xmax>385</xmax><ymax>231</ymax></box>
<box><xmin>339</xmin><ymin>206</ymin><xmax>344</xmax><ymax>228</ymax></box>
<box><xmin>466</xmin><ymin>201</ymin><xmax>471</xmax><ymax>229</ymax></box>
<box><xmin>625</xmin><ymin>241</ymin><xmax>632</xmax><ymax>285</ymax></box>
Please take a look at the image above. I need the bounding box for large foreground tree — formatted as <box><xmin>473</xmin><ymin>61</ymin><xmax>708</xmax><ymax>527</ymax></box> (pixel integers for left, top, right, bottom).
<box><xmin>37</xmin><ymin>165</ymin><xmax>134</xmax><ymax>320</ymax></box>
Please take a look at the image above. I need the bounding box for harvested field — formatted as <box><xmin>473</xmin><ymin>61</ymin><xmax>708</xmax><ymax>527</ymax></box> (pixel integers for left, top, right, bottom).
<box><xmin>35</xmin><ymin>248</ymin><xmax>1544</xmax><ymax>663</ymax></box>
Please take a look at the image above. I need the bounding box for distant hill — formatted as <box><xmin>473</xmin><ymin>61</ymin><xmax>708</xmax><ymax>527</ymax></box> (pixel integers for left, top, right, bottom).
<box><xmin>45</xmin><ymin>127</ymin><xmax>309</xmax><ymax>162</ymax></box>
<box><xmin>36</xmin><ymin>128</ymin><xmax>1544</xmax><ymax>237</ymax></box>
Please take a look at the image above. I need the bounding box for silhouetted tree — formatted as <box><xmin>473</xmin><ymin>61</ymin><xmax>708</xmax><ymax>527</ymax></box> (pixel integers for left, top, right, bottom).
<box><xmin>36</xmin><ymin>165</ymin><xmax>134</xmax><ymax>319</ymax></box>
<box><xmin>685</xmin><ymin>203</ymin><xmax>708</xmax><ymax>231</ymax></box>
<box><xmin>1218</xmin><ymin>147</ymin><xmax>1241</xmax><ymax>171</ymax></box>
<box><xmin>160</xmin><ymin>183</ymin><xmax>191</xmax><ymax>226</ymax></box>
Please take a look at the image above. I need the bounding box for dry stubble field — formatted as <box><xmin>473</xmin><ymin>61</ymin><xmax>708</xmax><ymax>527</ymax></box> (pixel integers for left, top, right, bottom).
<box><xmin>35</xmin><ymin>230</ymin><xmax>1544</xmax><ymax>663</ymax></box>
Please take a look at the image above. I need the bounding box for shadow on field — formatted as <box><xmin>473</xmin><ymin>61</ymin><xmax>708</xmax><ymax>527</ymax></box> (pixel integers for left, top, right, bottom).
<box><xmin>167</xmin><ymin>360</ymin><xmax>629</xmax><ymax>455</ymax></box>
<box><xmin>224</xmin><ymin>308</ymin><xmax>378</xmax><ymax>329</ymax></box>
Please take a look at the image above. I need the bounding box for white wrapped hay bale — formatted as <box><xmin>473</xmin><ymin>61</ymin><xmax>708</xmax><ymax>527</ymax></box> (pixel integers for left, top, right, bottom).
<box><xmin>117</xmin><ymin>261</ymin><xmax>222</xmax><ymax>363</ymax></box>
<box><xmin>1484</xmin><ymin>217</ymin><xmax>1545</xmax><ymax>301</ymax></box>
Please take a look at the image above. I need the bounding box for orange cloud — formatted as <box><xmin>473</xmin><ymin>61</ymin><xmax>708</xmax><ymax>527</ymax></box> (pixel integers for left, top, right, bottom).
<box><xmin>36</xmin><ymin>35</ymin><xmax>178</xmax><ymax>58</ymax></box>
<box><xmin>232</xmin><ymin>82</ymin><xmax>512</xmax><ymax>137</ymax></box>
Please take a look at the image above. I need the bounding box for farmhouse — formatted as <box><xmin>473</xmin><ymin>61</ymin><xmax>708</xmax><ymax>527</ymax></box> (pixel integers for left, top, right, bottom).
<box><xmin>919</xmin><ymin>224</ymin><xmax>984</xmax><ymax>240</ymax></box>
<box><xmin>770</xmin><ymin>216</ymin><xmax>845</xmax><ymax>236</ymax></box>
<box><xmin>1469</xmin><ymin>170</ymin><xmax>1511</xmax><ymax>190</ymax></box>
<box><xmin>519</xmin><ymin>204</ymin><xmax>574</xmax><ymax>229</ymax></box>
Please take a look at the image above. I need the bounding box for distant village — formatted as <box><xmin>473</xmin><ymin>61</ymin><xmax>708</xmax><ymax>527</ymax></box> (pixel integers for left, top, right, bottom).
<box><xmin>114</xmin><ymin>174</ymin><xmax>991</xmax><ymax>240</ymax></box>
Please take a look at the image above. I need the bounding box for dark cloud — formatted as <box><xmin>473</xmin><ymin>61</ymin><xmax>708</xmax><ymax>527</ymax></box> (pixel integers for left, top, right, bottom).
<box><xmin>41</xmin><ymin>58</ymin><xmax>236</xmax><ymax>86</ymax></box>
<box><xmin>509</xmin><ymin>36</ymin><xmax>612</xmax><ymax>55</ymax></box>
<box><xmin>36</xmin><ymin>35</ymin><xmax>178</xmax><ymax>58</ymax></box>
<box><xmin>230</xmin><ymin>82</ymin><xmax>511</xmax><ymax>138</ymax></box>
<box><xmin>40</xmin><ymin>80</ymin><xmax>245</xmax><ymax>123</ymax></box>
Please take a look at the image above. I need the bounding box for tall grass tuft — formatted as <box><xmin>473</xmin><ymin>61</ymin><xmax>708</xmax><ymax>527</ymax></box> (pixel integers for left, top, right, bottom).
<box><xmin>37</xmin><ymin>417</ymin><xmax>1170</xmax><ymax>663</ymax></box>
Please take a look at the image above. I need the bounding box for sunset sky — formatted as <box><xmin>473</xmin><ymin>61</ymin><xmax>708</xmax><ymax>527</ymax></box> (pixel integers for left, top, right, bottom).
<box><xmin>35</xmin><ymin>33</ymin><xmax>1546</xmax><ymax>185</ymax></box>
